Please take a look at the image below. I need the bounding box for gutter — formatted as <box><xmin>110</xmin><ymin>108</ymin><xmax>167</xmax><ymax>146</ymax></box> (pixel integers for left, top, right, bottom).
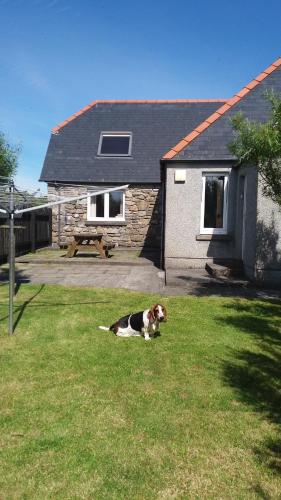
<box><xmin>160</xmin><ymin>160</ymin><xmax>167</xmax><ymax>275</ymax></box>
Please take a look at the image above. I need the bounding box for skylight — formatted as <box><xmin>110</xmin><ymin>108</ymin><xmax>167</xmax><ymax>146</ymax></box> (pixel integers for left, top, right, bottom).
<box><xmin>98</xmin><ymin>133</ymin><xmax>132</xmax><ymax>156</ymax></box>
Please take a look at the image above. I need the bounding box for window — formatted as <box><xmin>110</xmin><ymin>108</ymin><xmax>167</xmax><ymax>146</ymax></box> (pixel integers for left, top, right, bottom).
<box><xmin>98</xmin><ymin>133</ymin><xmax>132</xmax><ymax>156</ymax></box>
<box><xmin>200</xmin><ymin>173</ymin><xmax>229</xmax><ymax>234</ymax></box>
<box><xmin>87</xmin><ymin>190</ymin><xmax>125</xmax><ymax>221</ymax></box>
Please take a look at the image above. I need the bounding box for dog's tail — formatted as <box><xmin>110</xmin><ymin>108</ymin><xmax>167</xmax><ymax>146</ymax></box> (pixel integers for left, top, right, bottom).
<box><xmin>98</xmin><ymin>326</ymin><xmax>110</xmax><ymax>331</ymax></box>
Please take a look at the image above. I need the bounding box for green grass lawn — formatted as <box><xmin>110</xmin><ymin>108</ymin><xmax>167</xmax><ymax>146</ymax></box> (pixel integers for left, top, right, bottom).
<box><xmin>0</xmin><ymin>284</ymin><xmax>280</xmax><ymax>499</ymax></box>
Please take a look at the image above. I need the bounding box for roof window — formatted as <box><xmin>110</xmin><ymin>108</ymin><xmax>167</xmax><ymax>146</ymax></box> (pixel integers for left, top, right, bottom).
<box><xmin>98</xmin><ymin>133</ymin><xmax>132</xmax><ymax>156</ymax></box>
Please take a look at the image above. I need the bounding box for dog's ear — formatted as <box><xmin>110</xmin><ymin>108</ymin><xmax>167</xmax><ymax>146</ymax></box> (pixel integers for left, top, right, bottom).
<box><xmin>153</xmin><ymin>304</ymin><xmax>159</xmax><ymax>317</ymax></box>
<box><xmin>148</xmin><ymin>304</ymin><xmax>157</xmax><ymax>322</ymax></box>
<box><xmin>147</xmin><ymin>310</ymin><xmax>153</xmax><ymax>322</ymax></box>
<box><xmin>162</xmin><ymin>304</ymin><xmax>167</xmax><ymax>321</ymax></box>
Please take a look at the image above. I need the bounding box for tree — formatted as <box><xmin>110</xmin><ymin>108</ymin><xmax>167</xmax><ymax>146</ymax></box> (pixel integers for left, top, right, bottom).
<box><xmin>229</xmin><ymin>92</ymin><xmax>281</xmax><ymax>207</ymax></box>
<box><xmin>0</xmin><ymin>131</ymin><xmax>20</xmax><ymax>179</ymax></box>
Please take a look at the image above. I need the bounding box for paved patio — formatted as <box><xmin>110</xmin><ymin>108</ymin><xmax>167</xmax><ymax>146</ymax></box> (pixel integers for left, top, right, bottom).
<box><xmin>1</xmin><ymin>259</ymin><xmax>280</xmax><ymax>298</ymax></box>
<box><xmin>165</xmin><ymin>268</ymin><xmax>281</xmax><ymax>298</ymax></box>
<box><xmin>0</xmin><ymin>261</ymin><xmax>165</xmax><ymax>294</ymax></box>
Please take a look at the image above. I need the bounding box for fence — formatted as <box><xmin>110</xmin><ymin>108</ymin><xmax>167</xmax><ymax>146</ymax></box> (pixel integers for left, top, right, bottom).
<box><xmin>0</xmin><ymin>208</ymin><xmax>52</xmax><ymax>262</ymax></box>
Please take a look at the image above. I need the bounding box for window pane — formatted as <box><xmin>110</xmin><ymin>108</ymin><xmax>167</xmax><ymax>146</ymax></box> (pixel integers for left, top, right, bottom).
<box><xmin>94</xmin><ymin>194</ymin><xmax>104</xmax><ymax>217</ymax></box>
<box><xmin>204</xmin><ymin>176</ymin><xmax>224</xmax><ymax>228</ymax></box>
<box><xmin>109</xmin><ymin>191</ymin><xmax>123</xmax><ymax>218</ymax></box>
<box><xmin>100</xmin><ymin>136</ymin><xmax>130</xmax><ymax>155</ymax></box>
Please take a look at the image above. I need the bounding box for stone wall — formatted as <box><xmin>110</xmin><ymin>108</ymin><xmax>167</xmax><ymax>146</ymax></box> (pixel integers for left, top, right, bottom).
<box><xmin>48</xmin><ymin>184</ymin><xmax>162</xmax><ymax>249</ymax></box>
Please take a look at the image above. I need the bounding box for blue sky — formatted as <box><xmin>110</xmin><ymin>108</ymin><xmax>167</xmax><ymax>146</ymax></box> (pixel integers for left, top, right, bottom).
<box><xmin>0</xmin><ymin>0</ymin><xmax>280</xmax><ymax>193</ymax></box>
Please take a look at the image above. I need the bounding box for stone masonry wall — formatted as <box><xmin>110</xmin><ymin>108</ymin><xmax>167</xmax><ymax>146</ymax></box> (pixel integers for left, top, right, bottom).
<box><xmin>48</xmin><ymin>184</ymin><xmax>162</xmax><ymax>249</ymax></box>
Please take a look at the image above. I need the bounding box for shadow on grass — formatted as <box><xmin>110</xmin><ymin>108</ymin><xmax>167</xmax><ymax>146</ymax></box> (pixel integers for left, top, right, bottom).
<box><xmin>219</xmin><ymin>299</ymin><xmax>281</xmax><ymax>477</ymax></box>
<box><xmin>0</xmin><ymin>283</ymin><xmax>110</xmax><ymax>332</ymax></box>
<box><xmin>13</xmin><ymin>284</ymin><xmax>45</xmax><ymax>330</ymax></box>
<box><xmin>0</xmin><ymin>284</ymin><xmax>45</xmax><ymax>333</ymax></box>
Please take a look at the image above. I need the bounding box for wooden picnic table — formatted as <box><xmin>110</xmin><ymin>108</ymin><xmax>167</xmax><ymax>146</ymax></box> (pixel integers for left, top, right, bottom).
<box><xmin>66</xmin><ymin>233</ymin><xmax>108</xmax><ymax>259</ymax></box>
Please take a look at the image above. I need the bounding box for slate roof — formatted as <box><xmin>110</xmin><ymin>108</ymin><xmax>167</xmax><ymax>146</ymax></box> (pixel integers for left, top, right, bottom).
<box><xmin>40</xmin><ymin>100</ymin><xmax>226</xmax><ymax>184</ymax></box>
<box><xmin>163</xmin><ymin>57</ymin><xmax>281</xmax><ymax>161</ymax></box>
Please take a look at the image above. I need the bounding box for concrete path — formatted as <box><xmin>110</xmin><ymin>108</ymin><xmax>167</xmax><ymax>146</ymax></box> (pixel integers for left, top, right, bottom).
<box><xmin>0</xmin><ymin>263</ymin><xmax>166</xmax><ymax>294</ymax></box>
<box><xmin>165</xmin><ymin>268</ymin><xmax>281</xmax><ymax>298</ymax></box>
<box><xmin>0</xmin><ymin>262</ymin><xmax>280</xmax><ymax>298</ymax></box>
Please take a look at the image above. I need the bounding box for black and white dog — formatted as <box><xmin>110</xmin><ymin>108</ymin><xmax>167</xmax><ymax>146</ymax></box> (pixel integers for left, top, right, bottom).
<box><xmin>99</xmin><ymin>304</ymin><xmax>167</xmax><ymax>341</ymax></box>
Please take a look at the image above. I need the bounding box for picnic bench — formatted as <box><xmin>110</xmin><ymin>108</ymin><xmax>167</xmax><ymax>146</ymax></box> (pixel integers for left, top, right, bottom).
<box><xmin>66</xmin><ymin>233</ymin><xmax>109</xmax><ymax>259</ymax></box>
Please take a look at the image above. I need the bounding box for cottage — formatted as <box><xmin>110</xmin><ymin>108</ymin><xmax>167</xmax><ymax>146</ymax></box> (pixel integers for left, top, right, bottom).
<box><xmin>40</xmin><ymin>57</ymin><xmax>281</xmax><ymax>286</ymax></box>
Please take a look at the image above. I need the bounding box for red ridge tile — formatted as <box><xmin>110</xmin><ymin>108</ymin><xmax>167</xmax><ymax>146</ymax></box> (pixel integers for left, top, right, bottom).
<box><xmin>51</xmin><ymin>99</ymin><xmax>227</xmax><ymax>133</ymax></box>
<box><xmin>172</xmin><ymin>139</ymin><xmax>189</xmax><ymax>152</ymax></box>
<box><xmin>206</xmin><ymin>112</ymin><xmax>222</xmax><ymax>124</ymax></box>
<box><xmin>162</xmin><ymin>56</ymin><xmax>281</xmax><ymax>160</ymax></box>
<box><xmin>235</xmin><ymin>87</ymin><xmax>250</xmax><ymax>98</ymax></box>
<box><xmin>272</xmin><ymin>57</ymin><xmax>281</xmax><ymax>67</ymax></box>
<box><xmin>215</xmin><ymin>103</ymin><xmax>231</xmax><ymax>115</ymax></box>
<box><xmin>227</xmin><ymin>96</ymin><xmax>241</xmax><ymax>106</ymax></box>
<box><xmin>186</xmin><ymin>130</ymin><xmax>200</xmax><ymax>142</ymax></box>
<box><xmin>255</xmin><ymin>72</ymin><xmax>269</xmax><ymax>83</ymax></box>
<box><xmin>264</xmin><ymin>63</ymin><xmax>279</xmax><ymax>75</ymax></box>
<box><xmin>163</xmin><ymin>150</ymin><xmax>177</xmax><ymax>160</ymax></box>
<box><xmin>195</xmin><ymin>121</ymin><xmax>210</xmax><ymax>133</ymax></box>
<box><xmin>245</xmin><ymin>80</ymin><xmax>259</xmax><ymax>90</ymax></box>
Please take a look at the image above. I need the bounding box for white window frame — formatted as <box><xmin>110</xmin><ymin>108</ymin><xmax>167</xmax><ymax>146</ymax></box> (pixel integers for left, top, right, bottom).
<box><xmin>87</xmin><ymin>190</ymin><xmax>125</xmax><ymax>222</ymax></box>
<box><xmin>200</xmin><ymin>172</ymin><xmax>229</xmax><ymax>234</ymax></box>
<box><xmin>98</xmin><ymin>132</ymin><xmax>132</xmax><ymax>156</ymax></box>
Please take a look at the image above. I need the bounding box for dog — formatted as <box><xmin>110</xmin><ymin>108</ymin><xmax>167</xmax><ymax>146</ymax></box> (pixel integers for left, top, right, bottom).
<box><xmin>99</xmin><ymin>304</ymin><xmax>167</xmax><ymax>341</ymax></box>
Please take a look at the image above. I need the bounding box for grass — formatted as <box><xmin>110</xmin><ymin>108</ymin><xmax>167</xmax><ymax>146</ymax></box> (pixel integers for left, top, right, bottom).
<box><xmin>0</xmin><ymin>284</ymin><xmax>281</xmax><ymax>499</ymax></box>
